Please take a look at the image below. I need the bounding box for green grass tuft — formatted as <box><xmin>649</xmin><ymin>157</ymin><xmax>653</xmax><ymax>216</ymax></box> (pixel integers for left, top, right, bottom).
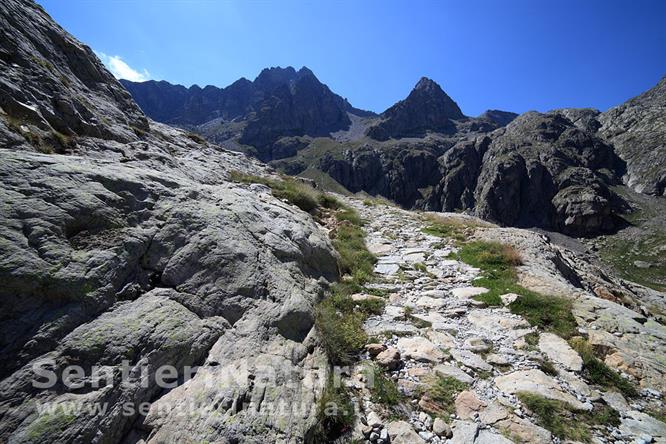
<box><xmin>365</xmin><ymin>364</ymin><xmax>402</xmax><ymax>406</ymax></box>
<box><xmin>309</xmin><ymin>377</ymin><xmax>355</xmax><ymax>442</ymax></box>
<box><xmin>419</xmin><ymin>375</ymin><xmax>468</xmax><ymax>417</ymax></box>
<box><xmin>509</xmin><ymin>292</ymin><xmax>578</xmax><ymax>339</ymax></box>
<box><xmin>569</xmin><ymin>338</ymin><xmax>638</xmax><ymax>397</ymax></box>
<box><xmin>518</xmin><ymin>392</ymin><xmax>619</xmax><ymax>443</ymax></box>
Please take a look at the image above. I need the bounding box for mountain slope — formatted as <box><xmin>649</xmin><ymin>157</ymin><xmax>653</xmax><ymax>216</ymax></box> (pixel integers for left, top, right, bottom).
<box><xmin>122</xmin><ymin>66</ymin><xmax>375</xmax><ymax>160</ymax></box>
<box><xmin>599</xmin><ymin>76</ymin><xmax>666</xmax><ymax>196</ymax></box>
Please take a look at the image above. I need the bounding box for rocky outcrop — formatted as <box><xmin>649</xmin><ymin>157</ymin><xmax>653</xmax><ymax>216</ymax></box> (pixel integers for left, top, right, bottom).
<box><xmin>0</xmin><ymin>2</ymin><xmax>339</xmax><ymax>442</ymax></box>
<box><xmin>599</xmin><ymin>75</ymin><xmax>666</xmax><ymax>196</ymax></box>
<box><xmin>425</xmin><ymin>111</ymin><xmax>628</xmax><ymax>236</ymax></box>
<box><xmin>0</xmin><ymin>150</ymin><xmax>338</xmax><ymax>443</ymax></box>
<box><xmin>0</xmin><ymin>0</ymin><xmax>148</xmax><ymax>150</ymax></box>
<box><xmin>478</xmin><ymin>109</ymin><xmax>519</xmax><ymax>127</ymax></box>
<box><xmin>319</xmin><ymin>141</ymin><xmax>445</xmax><ymax>207</ymax></box>
<box><xmin>366</xmin><ymin>77</ymin><xmax>465</xmax><ymax>140</ymax></box>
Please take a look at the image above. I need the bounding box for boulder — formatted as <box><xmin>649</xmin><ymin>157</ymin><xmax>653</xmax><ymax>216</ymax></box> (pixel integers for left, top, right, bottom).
<box><xmin>397</xmin><ymin>337</ymin><xmax>445</xmax><ymax>363</ymax></box>
<box><xmin>375</xmin><ymin>347</ymin><xmax>401</xmax><ymax>370</ymax></box>
<box><xmin>387</xmin><ymin>420</ymin><xmax>426</xmax><ymax>444</ymax></box>
<box><xmin>538</xmin><ymin>333</ymin><xmax>583</xmax><ymax>371</ymax></box>
<box><xmin>494</xmin><ymin>369</ymin><xmax>591</xmax><ymax>411</ymax></box>
<box><xmin>454</xmin><ymin>390</ymin><xmax>487</xmax><ymax>419</ymax></box>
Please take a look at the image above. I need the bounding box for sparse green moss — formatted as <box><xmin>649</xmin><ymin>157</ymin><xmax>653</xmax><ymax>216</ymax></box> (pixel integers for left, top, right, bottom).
<box><xmin>186</xmin><ymin>132</ymin><xmax>206</xmax><ymax>144</ymax></box>
<box><xmin>31</xmin><ymin>54</ymin><xmax>55</xmax><ymax>72</ymax></box>
<box><xmin>310</xmin><ymin>377</ymin><xmax>355</xmax><ymax>442</ymax></box>
<box><xmin>229</xmin><ymin>172</ymin><xmax>322</xmax><ymax>214</ymax></box>
<box><xmin>25</xmin><ymin>406</ymin><xmax>76</xmax><ymax>441</ymax></box>
<box><xmin>537</xmin><ymin>358</ymin><xmax>558</xmax><ymax>376</ymax></box>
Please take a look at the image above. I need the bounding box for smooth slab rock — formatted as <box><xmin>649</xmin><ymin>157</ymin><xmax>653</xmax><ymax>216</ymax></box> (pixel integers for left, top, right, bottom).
<box><xmin>479</xmin><ymin>400</ymin><xmax>510</xmax><ymax>425</ymax></box>
<box><xmin>434</xmin><ymin>364</ymin><xmax>475</xmax><ymax>384</ymax></box>
<box><xmin>376</xmin><ymin>347</ymin><xmax>401</xmax><ymax>370</ymax></box>
<box><xmin>426</xmin><ymin>330</ymin><xmax>457</xmax><ymax>349</ymax></box>
<box><xmin>495</xmin><ymin>415</ymin><xmax>552</xmax><ymax>443</ymax></box>
<box><xmin>368</xmin><ymin>242</ymin><xmax>394</xmax><ymax>255</ymax></box>
<box><xmin>620</xmin><ymin>410</ymin><xmax>666</xmax><ymax>439</ymax></box>
<box><xmin>485</xmin><ymin>353</ymin><xmax>511</xmax><ymax>366</ymax></box>
<box><xmin>449</xmin><ymin>420</ymin><xmax>479</xmax><ymax>444</ymax></box>
<box><xmin>538</xmin><ymin>333</ymin><xmax>583</xmax><ymax>371</ymax></box>
<box><xmin>387</xmin><ymin>420</ymin><xmax>426</xmax><ymax>444</ymax></box>
<box><xmin>416</xmin><ymin>296</ymin><xmax>447</xmax><ymax>309</ymax></box>
<box><xmin>500</xmin><ymin>293</ymin><xmax>520</xmax><ymax>305</ymax></box>
<box><xmin>476</xmin><ymin>429</ymin><xmax>514</xmax><ymax>444</ymax></box>
<box><xmin>397</xmin><ymin>337</ymin><xmax>445</xmax><ymax>363</ymax></box>
<box><xmin>364</xmin><ymin>318</ymin><xmax>418</xmax><ymax>336</ymax></box>
<box><xmin>455</xmin><ymin>390</ymin><xmax>487</xmax><ymax>419</ymax></box>
<box><xmin>494</xmin><ymin>369</ymin><xmax>591</xmax><ymax>411</ymax></box>
<box><xmin>603</xmin><ymin>391</ymin><xmax>630</xmax><ymax>412</ymax></box>
<box><xmin>451</xmin><ymin>286</ymin><xmax>489</xmax><ymax>298</ymax></box>
<box><xmin>451</xmin><ymin>349</ymin><xmax>492</xmax><ymax>371</ymax></box>
<box><xmin>375</xmin><ymin>262</ymin><xmax>400</xmax><ymax>275</ymax></box>
<box><xmin>467</xmin><ymin>310</ymin><xmax>530</xmax><ymax>332</ymax></box>
<box><xmin>432</xmin><ymin>418</ymin><xmax>452</xmax><ymax>438</ymax></box>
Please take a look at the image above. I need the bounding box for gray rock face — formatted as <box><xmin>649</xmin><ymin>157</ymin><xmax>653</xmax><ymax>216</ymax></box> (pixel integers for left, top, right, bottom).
<box><xmin>0</xmin><ymin>2</ymin><xmax>339</xmax><ymax>442</ymax></box>
<box><xmin>599</xmin><ymin>76</ymin><xmax>666</xmax><ymax>196</ymax></box>
<box><xmin>0</xmin><ymin>0</ymin><xmax>148</xmax><ymax>149</ymax></box>
<box><xmin>478</xmin><ymin>109</ymin><xmax>519</xmax><ymax>127</ymax></box>
<box><xmin>0</xmin><ymin>148</ymin><xmax>338</xmax><ymax>443</ymax></box>
<box><xmin>427</xmin><ymin>111</ymin><xmax>628</xmax><ymax>236</ymax></box>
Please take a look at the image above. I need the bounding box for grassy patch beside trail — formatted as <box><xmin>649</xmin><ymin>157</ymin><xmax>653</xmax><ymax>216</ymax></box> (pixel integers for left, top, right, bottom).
<box><xmin>229</xmin><ymin>172</ymin><xmax>323</xmax><ymax>213</ymax></box>
<box><xmin>309</xmin><ymin>377</ymin><xmax>355</xmax><ymax>442</ymax></box>
<box><xmin>452</xmin><ymin>240</ymin><xmax>528</xmax><ymax>306</ymax></box>
<box><xmin>365</xmin><ymin>364</ymin><xmax>402</xmax><ymax>407</ymax></box>
<box><xmin>518</xmin><ymin>392</ymin><xmax>619</xmax><ymax>443</ymax></box>
<box><xmin>450</xmin><ymin>240</ymin><xmax>578</xmax><ymax>338</ymax></box>
<box><xmin>569</xmin><ymin>338</ymin><xmax>638</xmax><ymax>397</ymax></box>
<box><xmin>418</xmin><ymin>375</ymin><xmax>468</xmax><ymax>417</ymax></box>
<box><xmin>421</xmin><ymin>214</ymin><xmax>472</xmax><ymax>243</ymax></box>
<box><xmin>232</xmin><ymin>172</ymin><xmax>377</xmax><ymax>439</ymax></box>
<box><xmin>509</xmin><ymin>292</ymin><xmax>578</xmax><ymax>339</ymax></box>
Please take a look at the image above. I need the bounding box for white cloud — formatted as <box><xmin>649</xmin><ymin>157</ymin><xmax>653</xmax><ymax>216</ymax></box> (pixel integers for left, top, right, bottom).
<box><xmin>95</xmin><ymin>51</ymin><xmax>150</xmax><ymax>82</ymax></box>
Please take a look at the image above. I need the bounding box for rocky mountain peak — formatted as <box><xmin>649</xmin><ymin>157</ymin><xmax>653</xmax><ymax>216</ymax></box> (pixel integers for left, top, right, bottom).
<box><xmin>413</xmin><ymin>76</ymin><xmax>440</xmax><ymax>91</ymax></box>
<box><xmin>253</xmin><ymin>65</ymin><xmax>299</xmax><ymax>92</ymax></box>
<box><xmin>365</xmin><ymin>76</ymin><xmax>465</xmax><ymax>140</ymax></box>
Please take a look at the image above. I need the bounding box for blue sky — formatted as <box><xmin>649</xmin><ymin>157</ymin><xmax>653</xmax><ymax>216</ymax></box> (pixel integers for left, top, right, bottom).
<box><xmin>40</xmin><ymin>0</ymin><xmax>666</xmax><ymax>116</ymax></box>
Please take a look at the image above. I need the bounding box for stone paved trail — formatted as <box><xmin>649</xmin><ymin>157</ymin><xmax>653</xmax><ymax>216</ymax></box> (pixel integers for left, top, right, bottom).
<box><xmin>340</xmin><ymin>198</ymin><xmax>666</xmax><ymax>444</ymax></box>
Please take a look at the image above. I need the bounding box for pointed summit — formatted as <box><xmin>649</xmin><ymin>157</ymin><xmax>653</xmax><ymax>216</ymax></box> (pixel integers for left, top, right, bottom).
<box><xmin>366</xmin><ymin>76</ymin><xmax>465</xmax><ymax>140</ymax></box>
<box><xmin>414</xmin><ymin>76</ymin><xmax>439</xmax><ymax>91</ymax></box>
